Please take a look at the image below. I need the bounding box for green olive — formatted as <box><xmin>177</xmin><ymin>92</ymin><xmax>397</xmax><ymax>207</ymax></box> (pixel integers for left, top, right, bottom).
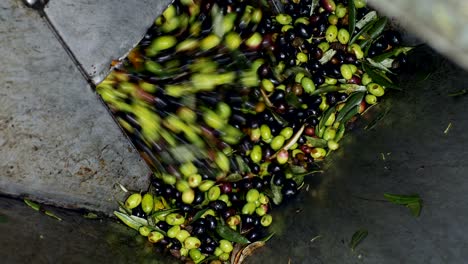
<box><xmin>323</xmin><ymin>127</ymin><xmax>337</xmax><ymax>141</ymax></box>
<box><xmin>362</xmin><ymin>73</ymin><xmax>372</xmax><ymax>85</ymax></box>
<box><xmin>255</xmin><ymin>206</ymin><xmax>267</xmax><ymax>216</ymax></box>
<box><xmin>198</xmin><ymin>180</ymin><xmax>215</xmax><ymax>192</ymax></box>
<box><xmin>242</xmin><ymin>202</ymin><xmax>257</xmax><ymax>215</ymax></box>
<box><xmin>182</xmin><ymin>188</ymin><xmax>195</xmax><ymax>204</ymax></box>
<box><xmin>125</xmin><ymin>193</ymin><xmax>142</xmax><ymax>209</ymax></box>
<box><xmin>141</xmin><ymin>193</ymin><xmax>154</xmax><ymax>214</ymax></box>
<box><xmin>184</xmin><ymin>236</ymin><xmax>201</xmax><ymax>249</ymax></box>
<box><xmin>324</xmin><ymin>112</ymin><xmax>336</xmax><ymax>126</ymax></box>
<box><xmin>261</xmin><ymin>79</ymin><xmax>274</xmax><ymax>92</ymax></box>
<box><xmin>280</xmin><ymin>127</ymin><xmax>294</xmax><ymax>139</ymax></box>
<box><xmin>311</xmin><ymin>148</ymin><xmax>327</xmax><ymax>159</ymax></box>
<box><xmin>275</xmin><ymin>14</ymin><xmax>292</xmax><ymax>25</ymax></box>
<box><xmin>328</xmin><ymin>14</ymin><xmax>339</xmax><ymax>25</ymax></box>
<box><xmin>148</xmin><ymin>231</ymin><xmax>164</xmax><ymax>243</ymax></box>
<box><xmin>338</xmin><ymin>28</ymin><xmax>350</xmax><ymax>44</ymax></box>
<box><xmin>180</xmin><ymin>162</ymin><xmax>197</xmax><ymax>178</ymax></box>
<box><xmin>260</xmin><ymin>124</ymin><xmax>272</xmax><ymax>142</ymax></box>
<box><xmin>365</xmin><ymin>94</ymin><xmax>378</xmax><ymax>105</ymax></box>
<box><xmin>295</xmin><ymin>72</ymin><xmax>305</xmax><ymax>83</ymax></box>
<box><xmin>246</xmin><ymin>189</ymin><xmax>260</xmax><ymax>203</ymax></box>
<box><xmin>270</xmin><ymin>135</ymin><xmax>286</xmax><ymax>151</ymax></box>
<box><xmin>219</xmin><ymin>240</ymin><xmax>234</xmax><ymax>253</ymax></box>
<box><xmin>167</xmin><ymin>225</ymin><xmax>180</xmax><ymax>238</ymax></box>
<box><xmin>225</xmin><ymin>32</ymin><xmax>242</xmax><ymax>50</ymax></box>
<box><xmin>335</xmin><ymin>3</ymin><xmax>348</xmax><ymax>18</ymax></box>
<box><xmin>367</xmin><ymin>83</ymin><xmax>385</xmax><ymax>97</ymax></box>
<box><xmin>349</xmin><ymin>43</ymin><xmax>364</xmax><ymax>59</ymax></box>
<box><xmin>340</xmin><ymin>64</ymin><xmax>353</xmax><ymax>80</ymax></box>
<box><xmin>218</xmin><ymin>194</ymin><xmax>231</xmax><ymax>206</ymax></box>
<box><xmin>175</xmin><ymin>229</ymin><xmax>191</xmax><ymax>242</ymax></box>
<box><xmin>139</xmin><ymin>226</ymin><xmax>152</xmax><ymax>237</ymax></box>
<box><xmin>301</xmin><ymin>76</ymin><xmax>316</xmax><ymax>94</ymax></box>
<box><xmin>318</xmin><ymin>42</ymin><xmax>330</xmax><ymax>52</ymax></box>
<box><xmin>217</xmin><ymin>102</ymin><xmax>232</xmax><ymax>120</ymax></box>
<box><xmin>296</xmin><ymin>52</ymin><xmax>308</xmax><ymax>63</ymax></box>
<box><xmin>146</xmin><ymin>35</ymin><xmax>177</xmax><ymax>56</ymax></box>
<box><xmin>188</xmin><ymin>174</ymin><xmax>202</xmax><ymax>188</ymax></box>
<box><xmin>259</xmin><ymin>193</ymin><xmax>269</xmax><ymax>204</ymax></box>
<box><xmin>215</xmin><ymin>151</ymin><xmax>230</xmax><ymax>172</ymax></box>
<box><xmin>250</xmin><ymin>145</ymin><xmax>262</xmax><ymax>164</ymax></box>
<box><xmin>325</xmin><ymin>25</ymin><xmax>338</xmax><ymax>42</ymax></box>
<box><xmin>246</xmin><ymin>32</ymin><xmax>262</xmax><ymax>49</ymax></box>
<box><xmin>261</xmin><ymin>214</ymin><xmax>273</xmax><ymax>227</ymax></box>
<box><xmin>166</xmin><ymin>213</ymin><xmax>185</xmax><ymax>226</ymax></box>
<box><xmin>176</xmin><ymin>180</ymin><xmax>191</xmax><ymax>192</ymax></box>
<box><xmin>327</xmin><ymin>140</ymin><xmax>340</xmax><ymax>150</ymax></box>
<box><xmin>276</xmin><ymin>149</ymin><xmax>289</xmax><ymax>164</ymax></box>
<box><xmin>354</xmin><ymin>0</ymin><xmax>367</xmax><ymax>8</ymax></box>
<box><xmin>200</xmin><ymin>34</ymin><xmax>221</xmax><ymax>50</ymax></box>
<box><xmin>219</xmin><ymin>253</ymin><xmax>230</xmax><ymax>261</ymax></box>
<box><xmin>208</xmin><ymin>186</ymin><xmax>221</xmax><ymax>201</ymax></box>
<box><xmin>189</xmin><ymin>248</ymin><xmax>203</xmax><ymax>262</ymax></box>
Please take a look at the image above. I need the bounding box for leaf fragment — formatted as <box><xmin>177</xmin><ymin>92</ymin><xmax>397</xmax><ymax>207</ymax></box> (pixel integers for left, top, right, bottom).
<box><xmin>349</xmin><ymin>229</ymin><xmax>368</xmax><ymax>251</ymax></box>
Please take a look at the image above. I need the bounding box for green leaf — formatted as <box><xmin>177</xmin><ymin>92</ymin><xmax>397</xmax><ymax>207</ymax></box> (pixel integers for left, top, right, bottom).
<box><xmin>336</xmin><ymin>92</ymin><xmax>365</xmax><ymax>122</ymax></box>
<box><xmin>372</xmin><ymin>46</ymin><xmax>415</xmax><ymax>63</ymax></box>
<box><xmin>359</xmin><ymin>17</ymin><xmax>388</xmax><ymax>50</ymax></box>
<box><xmin>114</xmin><ymin>211</ymin><xmax>142</xmax><ymax>231</ymax></box>
<box><xmin>318</xmin><ymin>106</ymin><xmax>336</xmax><ymax>137</ymax></box>
<box><xmin>348</xmin><ymin>0</ymin><xmax>356</xmax><ymax>39</ymax></box>
<box><xmin>225</xmin><ymin>173</ymin><xmax>243</xmax><ymax>182</ymax></box>
<box><xmin>216</xmin><ymin>225</ymin><xmax>250</xmax><ymax>244</ymax></box>
<box><xmin>310</xmin><ymin>84</ymin><xmax>366</xmax><ymax>96</ymax></box>
<box><xmin>310</xmin><ymin>0</ymin><xmax>319</xmax><ymax>16</ymax></box>
<box><xmin>285</xmin><ymin>93</ymin><xmax>301</xmax><ymax>108</ymax></box>
<box><xmin>270</xmin><ymin>175</ymin><xmax>283</xmax><ymax>205</ymax></box>
<box><xmin>349</xmin><ymin>229</ymin><xmax>368</xmax><ymax>251</ymax></box>
<box><xmin>384</xmin><ymin>193</ymin><xmax>423</xmax><ymax>217</ymax></box>
<box><xmin>24</xmin><ymin>199</ymin><xmax>40</xmax><ymax>211</ymax></box>
<box><xmin>334</xmin><ymin>123</ymin><xmax>346</xmax><ymax>142</ymax></box>
<box><xmin>117</xmin><ymin>201</ymin><xmax>132</xmax><ymax>215</ymax></box>
<box><xmin>189</xmin><ymin>208</ymin><xmax>210</xmax><ymax>224</ymax></box>
<box><xmin>150</xmin><ymin>208</ymin><xmax>178</xmax><ymax>218</ymax></box>
<box><xmin>341</xmin><ymin>106</ymin><xmax>360</xmax><ymax>124</ymax></box>
<box><xmin>349</xmin><ymin>15</ymin><xmax>378</xmax><ymax>45</ymax></box>
<box><xmin>260</xmin><ymin>232</ymin><xmax>276</xmax><ymax>242</ymax></box>
<box><xmin>363</xmin><ymin>63</ymin><xmax>401</xmax><ymax>90</ymax></box>
<box><xmin>304</xmin><ymin>136</ymin><xmax>328</xmax><ymax>148</ymax></box>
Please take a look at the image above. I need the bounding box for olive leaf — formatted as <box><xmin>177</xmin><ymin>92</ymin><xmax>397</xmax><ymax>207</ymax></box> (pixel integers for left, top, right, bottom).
<box><xmin>363</xmin><ymin>63</ymin><xmax>401</xmax><ymax>90</ymax></box>
<box><xmin>310</xmin><ymin>0</ymin><xmax>319</xmax><ymax>16</ymax></box>
<box><xmin>384</xmin><ymin>193</ymin><xmax>423</xmax><ymax>217</ymax></box>
<box><xmin>114</xmin><ymin>211</ymin><xmax>142</xmax><ymax>231</ymax></box>
<box><xmin>349</xmin><ymin>229</ymin><xmax>368</xmax><ymax>251</ymax></box>
<box><xmin>189</xmin><ymin>208</ymin><xmax>210</xmax><ymax>224</ymax></box>
<box><xmin>359</xmin><ymin>17</ymin><xmax>388</xmax><ymax>50</ymax></box>
<box><xmin>372</xmin><ymin>47</ymin><xmax>414</xmax><ymax>63</ymax></box>
<box><xmin>216</xmin><ymin>225</ymin><xmax>250</xmax><ymax>244</ymax></box>
<box><xmin>150</xmin><ymin>208</ymin><xmax>178</xmax><ymax>218</ymax></box>
<box><xmin>334</xmin><ymin>123</ymin><xmax>346</xmax><ymax>142</ymax></box>
<box><xmin>236</xmin><ymin>155</ymin><xmax>252</xmax><ymax>174</ymax></box>
<box><xmin>349</xmin><ymin>14</ymin><xmax>378</xmax><ymax>45</ymax></box>
<box><xmin>336</xmin><ymin>92</ymin><xmax>365</xmax><ymax>122</ymax></box>
<box><xmin>225</xmin><ymin>173</ymin><xmax>243</xmax><ymax>182</ymax></box>
<box><xmin>304</xmin><ymin>136</ymin><xmax>328</xmax><ymax>148</ymax></box>
<box><xmin>270</xmin><ymin>175</ymin><xmax>283</xmax><ymax>205</ymax></box>
<box><xmin>348</xmin><ymin>0</ymin><xmax>356</xmax><ymax>39</ymax></box>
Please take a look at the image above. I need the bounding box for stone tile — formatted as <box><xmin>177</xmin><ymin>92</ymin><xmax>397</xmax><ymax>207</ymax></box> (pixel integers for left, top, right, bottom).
<box><xmin>0</xmin><ymin>0</ymin><xmax>150</xmax><ymax>214</ymax></box>
<box><xmin>44</xmin><ymin>0</ymin><xmax>173</xmax><ymax>84</ymax></box>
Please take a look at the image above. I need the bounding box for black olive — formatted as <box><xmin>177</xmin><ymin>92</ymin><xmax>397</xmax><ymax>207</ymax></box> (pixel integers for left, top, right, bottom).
<box><xmin>241</xmin><ymin>179</ymin><xmax>253</xmax><ymax>190</ymax></box>
<box><xmin>204</xmin><ymin>215</ymin><xmax>218</xmax><ymax>230</ymax></box>
<box><xmin>257</xmin><ymin>63</ymin><xmax>272</xmax><ymax>78</ymax></box>
<box><xmin>156</xmin><ymin>221</ymin><xmax>170</xmax><ymax>232</ymax></box>
<box><xmin>201</xmin><ymin>244</ymin><xmax>216</xmax><ymax>254</ymax></box>
<box><xmin>193</xmin><ymin>190</ymin><xmax>205</xmax><ymax>205</ymax></box>
<box><xmin>326</xmin><ymin>92</ymin><xmax>337</xmax><ymax>105</ymax></box>
<box><xmin>383</xmin><ymin>30</ymin><xmax>402</xmax><ymax>46</ymax></box>
<box><xmin>283</xmin><ymin>179</ymin><xmax>298</xmax><ymax>189</ymax></box>
<box><xmin>209</xmin><ymin>200</ymin><xmax>228</xmax><ymax>212</ymax></box>
<box><xmin>132</xmin><ymin>206</ymin><xmax>147</xmax><ymax>218</ymax></box>
<box><xmin>373</xmin><ymin>37</ymin><xmax>388</xmax><ymax>52</ymax></box>
<box><xmin>222</xmin><ymin>208</ymin><xmax>236</xmax><ymax>220</ymax></box>
<box><xmin>251</xmin><ymin>177</ymin><xmax>263</xmax><ymax>189</ymax></box>
<box><xmin>307</xmin><ymin>116</ymin><xmax>319</xmax><ymax>126</ymax></box>
<box><xmin>169</xmin><ymin>239</ymin><xmax>181</xmax><ymax>250</ymax></box>
<box><xmin>268</xmin><ymin>163</ymin><xmax>282</xmax><ymax>174</ymax></box>
<box><xmin>192</xmin><ymin>224</ymin><xmax>206</xmax><ymax>236</ymax></box>
<box><xmin>251</xmin><ymin>163</ymin><xmax>260</xmax><ymax>174</ymax></box>
<box><xmin>295</xmin><ymin>23</ymin><xmax>312</xmax><ymax>39</ymax></box>
<box><xmin>338</xmin><ymin>92</ymin><xmax>348</xmax><ymax>102</ymax></box>
<box><xmin>282</xmin><ymin>185</ymin><xmax>298</xmax><ymax>199</ymax></box>
<box><xmin>273</xmin><ymin>171</ymin><xmax>286</xmax><ymax>186</ymax></box>
<box><xmin>298</xmin><ymin>135</ymin><xmax>307</xmax><ymax>145</ymax></box>
<box><xmin>312</xmin><ymin>74</ymin><xmax>325</xmax><ymax>86</ymax></box>
<box><xmin>246</xmin><ymin>228</ymin><xmax>262</xmax><ymax>242</ymax></box>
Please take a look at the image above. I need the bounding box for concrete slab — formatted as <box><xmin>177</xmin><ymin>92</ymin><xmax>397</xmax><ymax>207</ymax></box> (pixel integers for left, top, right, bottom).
<box><xmin>44</xmin><ymin>0</ymin><xmax>173</xmax><ymax>84</ymax></box>
<box><xmin>0</xmin><ymin>0</ymin><xmax>150</xmax><ymax>214</ymax></box>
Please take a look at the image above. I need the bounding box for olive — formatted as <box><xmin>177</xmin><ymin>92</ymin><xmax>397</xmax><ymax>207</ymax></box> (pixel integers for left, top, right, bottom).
<box><xmin>246</xmin><ymin>228</ymin><xmax>263</xmax><ymax>242</ymax></box>
<box><xmin>241</xmin><ymin>179</ymin><xmax>254</xmax><ymax>190</ymax></box>
<box><xmin>268</xmin><ymin>163</ymin><xmax>282</xmax><ymax>174</ymax></box>
<box><xmin>204</xmin><ymin>215</ymin><xmax>217</xmax><ymax>230</ymax></box>
<box><xmin>273</xmin><ymin>171</ymin><xmax>286</xmax><ymax>186</ymax></box>
<box><xmin>222</xmin><ymin>208</ymin><xmax>237</xmax><ymax>220</ymax></box>
<box><xmin>209</xmin><ymin>200</ymin><xmax>228</xmax><ymax>212</ymax></box>
<box><xmin>220</xmin><ymin>182</ymin><xmax>232</xmax><ymax>194</ymax></box>
<box><xmin>250</xmin><ymin>177</ymin><xmax>263</xmax><ymax>189</ymax></box>
<box><xmin>295</xmin><ymin>23</ymin><xmax>312</xmax><ymax>39</ymax></box>
<box><xmin>326</xmin><ymin>92</ymin><xmax>337</xmax><ymax>105</ymax></box>
<box><xmin>282</xmin><ymin>185</ymin><xmax>298</xmax><ymax>199</ymax></box>
<box><xmin>373</xmin><ymin>37</ymin><xmax>388</xmax><ymax>52</ymax></box>
<box><xmin>251</xmin><ymin>163</ymin><xmax>261</xmax><ymax>174</ymax></box>
<box><xmin>156</xmin><ymin>221</ymin><xmax>170</xmax><ymax>232</ymax></box>
<box><xmin>193</xmin><ymin>190</ymin><xmax>205</xmax><ymax>205</ymax></box>
<box><xmin>132</xmin><ymin>206</ymin><xmax>147</xmax><ymax>218</ymax></box>
<box><xmin>201</xmin><ymin>244</ymin><xmax>216</xmax><ymax>254</ymax></box>
<box><xmin>312</xmin><ymin>74</ymin><xmax>325</xmax><ymax>86</ymax></box>
<box><xmin>283</xmin><ymin>179</ymin><xmax>298</xmax><ymax>189</ymax></box>
<box><xmin>191</xmin><ymin>224</ymin><xmax>206</xmax><ymax>236</ymax></box>
<box><xmin>383</xmin><ymin>30</ymin><xmax>402</xmax><ymax>46</ymax></box>
<box><xmin>169</xmin><ymin>238</ymin><xmax>182</xmax><ymax>250</ymax></box>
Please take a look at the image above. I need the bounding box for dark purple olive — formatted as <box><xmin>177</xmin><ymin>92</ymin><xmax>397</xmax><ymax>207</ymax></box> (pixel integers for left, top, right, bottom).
<box><xmin>209</xmin><ymin>200</ymin><xmax>228</xmax><ymax>212</ymax></box>
<box><xmin>273</xmin><ymin>171</ymin><xmax>286</xmax><ymax>186</ymax></box>
<box><xmin>383</xmin><ymin>30</ymin><xmax>402</xmax><ymax>46</ymax></box>
<box><xmin>282</xmin><ymin>185</ymin><xmax>298</xmax><ymax>199</ymax></box>
<box><xmin>204</xmin><ymin>215</ymin><xmax>217</xmax><ymax>230</ymax></box>
<box><xmin>295</xmin><ymin>23</ymin><xmax>312</xmax><ymax>39</ymax></box>
<box><xmin>193</xmin><ymin>190</ymin><xmax>204</xmax><ymax>205</ymax></box>
<box><xmin>132</xmin><ymin>206</ymin><xmax>147</xmax><ymax>218</ymax></box>
<box><xmin>192</xmin><ymin>224</ymin><xmax>206</xmax><ymax>236</ymax></box>
<box><xmin>251</xmin><ymin>177</ymin><xmax>263</xmax><ymax>189</ymax></box>
<box><xmin>169</xmin><ymin>239</ymin><xmax>181</xmax><ymax>250</ymax></box>
<box><xmin>220</xmin><ymin>182</ymin><xmax>233</xmax><ymax>194</ymax></box>
<box><xmin>156</xmin><ymin>221</ymin><xmax>170</xmax><ymax>232</ymax></box>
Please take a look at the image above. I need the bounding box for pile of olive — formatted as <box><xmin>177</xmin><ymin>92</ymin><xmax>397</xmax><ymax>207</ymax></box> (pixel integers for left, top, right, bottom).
<box><xmin>99</xmin><ymin>0</ymin><xmax>411</xmax><ymax>263</ymax></box>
